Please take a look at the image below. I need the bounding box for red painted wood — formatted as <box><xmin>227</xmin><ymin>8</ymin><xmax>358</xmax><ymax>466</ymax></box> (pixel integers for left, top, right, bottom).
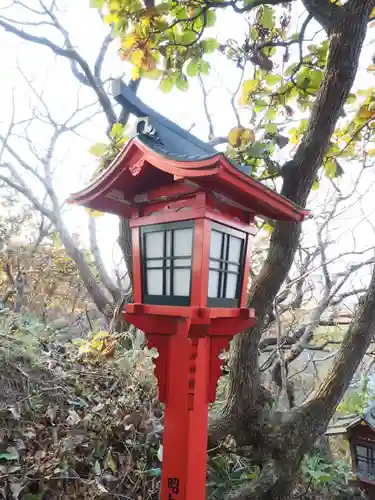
<box><xmin>140</xmin><ymin>194</ymin><xmax>199</xmax><ymax>217</ymax></box>
<box><xmin>131</xmin><ymin>227</ymin><xmax>142</xmax><ymax>303</ymax></box>
<box><xmin>130</xmin><ymin>207</ymin><xmax>206</xmax><ymax>228</ymax></box>
<box><xmin>68</xmin><ymin>137</ymin><xmax>309</xmax><ymax>223</ymax></box>
<box><xmin>241</xmin><ymin>234</ymin><xmax>253</xmax><ymax>308</ymax></box>
<box><xmin>191</xmin><ymin>218</ymin><xmax>210</xmax><ymax>307</ymax></box>
<box><xmin>68</xmin><ymin>133</ymin><xmax>308</xmax><ymax>500</ymax></box>
<box><xmin>135</xmin><ymin>179</ymin><xmax>198</xmax><ymax>202</ymax></box>
<box><xmin>158</xmin><ymin>319</ymin><xmax>210</xmax><ymax>500</ymax></box>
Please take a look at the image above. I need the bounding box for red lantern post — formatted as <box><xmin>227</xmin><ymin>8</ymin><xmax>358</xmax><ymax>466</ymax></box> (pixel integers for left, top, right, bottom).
<box><xmin>69</xmin><ymin>80</ymin><xmax>308</xmax><ymax>500</ymax></box>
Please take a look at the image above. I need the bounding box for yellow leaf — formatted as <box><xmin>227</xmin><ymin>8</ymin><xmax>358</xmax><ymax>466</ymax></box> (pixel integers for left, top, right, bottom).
<box><xmin>131</xmin><ymin>48</ymin><xmax>144</xmax><ymax>67</ymax></box>
<box><xmin>122</xmin><ymin>35</ymin><xmax>137</xmax><ymax>50</ymax></box>
<box><xmin>104</xmin><ymin>12</ymin><xmax>118</xmax><ymax>24</ymax></box>
<box><xmin>358</xmin><ymin>105</ymin><xmax>374</xmax><ymax>119</ymax></box>
<box><xmin>93</xmin><ymin>331</ymin><xmax>110</xmax><ymax>340</ymax></box>
<box><xmin>132</xmin><ymin>66</ymin><xmax>141</xmax><ymax>80</ymax></box>
<box><xmin>368</xmin><ymin>64</ymin><xmax>375</xmax><ymax>71</ymax></box>
<box><xmin>85</xmin><ymin>208</ymin><xmax>104</xmax><ymax>217</ymax></box>
<box><xmin>241</xmin><ymin>128</ymin><xmax>255</xmax><ymax>144</ymax></box>
<box><xmin>371</xmin><ymin>7</ymin><xmax>375</xmax><ymax>18</ymax></box>
<box><xmin>109</xmin><ymin>0</ymin><xmax>121</xmax><ymax>9</ymax></box>
<box><xmin>228</xmin><ymin>127</ymin><xmax>244</xmax><ymax>147</ymax></box>
<box><xmin>242</xmin><ymin>79</ymin><xmax>258</xmax><ymax>93</ymax></box>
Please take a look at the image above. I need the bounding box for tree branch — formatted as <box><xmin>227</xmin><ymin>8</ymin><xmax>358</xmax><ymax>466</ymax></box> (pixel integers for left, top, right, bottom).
<box><xmin>225</xmin><ymin>0</ymin><xmax>375</xmax><ymax>426</ymax></box>
<box><xmin>88</xmin><ymin>216</ymin><xmax>121</xmax><ymax>302</ymax></box>
<box><xmin>301</xmin><ymin>0</ymin><xmax>342</xmax><ymax>33</ymax></box>
<box><xmin>0</xmin><ymin>19</ymin><xmax>117</xmax><ymax>126</ymax></box>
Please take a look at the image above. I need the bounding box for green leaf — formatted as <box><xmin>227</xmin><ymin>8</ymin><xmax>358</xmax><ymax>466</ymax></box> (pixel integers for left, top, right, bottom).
<box><xmin>206</xmin><ymin>10</ymin><xmax>216</xmax><ymax>27</ymax></box>
<box><xmin>243</xmin><ymin>79</ymin><xmax>258</xmax><ymax>93</ymax></box>
<box><xmin>160</xmin><ymin>76</ymin><xmax>174</xmax><ymax>93</ymax></box>
<box><xmin>264</xmin><ymin>74</ymin><xmax>281</xmax><ymax>86</ymax></box>
<box><xmin>89</xmin><ymin>143</ymin><xmax>108</xmax><ymax>157</ymax></box>
<box><xmin>312</xmin><ymin>177</ymin><xmax>320</xmax><ymax>190</ymax></box>
<box><xmin>324</xmin><ymin>159</ymin><xmax>337</xmax><ymax>178</ymax></box>
<box><xmin>285</xmin><ymin>63</ymin><xmax>298</xmax><ymax>77</ymax></box>
<box><xmin>247</xmin><ymin>141</ymin><xmax>266</xmax><ymax>157</ymax></box>
<box><xmin>250</xmin><ymin>25</ymin><xmax>259</xmax><ymax>40</ymax></box>
<box><xmin>198</xmin><ymin>60</ymin><xmax>210</xmax><ymax>76</ymax></box>
<box><xmin>254</xmin><ymin>99</ymin><xmax>268</xmax><ymax>112</ymax></box>
<box><xmin>148</xmin><ymin>468</ymin><xmax>162</xmax><ymax>477</ymax></box>
<box><xmin>0</xmin><ymin>452</ymin><xmax>19</xmax><ymax>461</ymax></box>
<box><xmin>174</xmin><ymin>5</ymin><xmax>188</xmax><ymax>19</ymax></box>
<box><xmin>90</xmin><ymin>0</ymin><xmax>105</xmax><ymax>8</ymax></box>
<box><xmin>187</xmin><ymin>60</ymin><xmax>199</xmax><ymax>77</ymax></box>
<box><xmin>202</xmin><ymin>38</ymin><xmax>219</xmax><ymax>54</ymax></box>
<box><xmin>181</xmin><ymin>30</ymin><xmax>196</xmax><ymax>45</ymax></box>
<box><xmin>309</xmin><ymin>69</ymin><xmax>324</xmax><ymax>90</ymax></box>
<box><xmin>265</xmin><ymin>123</ymin><xmax>277</xmax><ymax>134</ymax></box>
<box><xmin>260</xmin><ymin>6</ymin><xmax>274</xmax><ymax>29</ymax></box>
<box><xmin>176</xmin><ymin>74</ymin><xmax>188</xmax><ymax>91</ymax></box>
<box><xmin>265</xmin><ymin>108</ymin><xmax>277</xmax><ymax>121</ymax></box>
<box><xmin>110</xmin><ymin>123</ymin><xmax>124</xmax><ymax>138</ymax></box>
<box><xmin>94</xmin><ymin>460</ymin><xmax>101</xmax><ymax>476</ymax></box>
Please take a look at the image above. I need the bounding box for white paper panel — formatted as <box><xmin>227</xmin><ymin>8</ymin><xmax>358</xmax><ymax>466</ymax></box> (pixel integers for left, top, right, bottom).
<box><xmin>209</xmin><ymin>259</ymin><xmax>220</xmax><ymax>269</ymax></box>
<box><xmin>210</xmin><ymin>230</ymin><xmax>223</xmax><ymax>259</ymax></box>
<box><xmin>166</xmin><ymin>269</ymin><xmax>170</xmax><ymax>295</ymax></box>
<box><xmin>225</xmin><ymin>273</ymin><xmax>238</xmax><ymax>299</ymax></box>
<box><xmin>173</xmin><ymin>269</ymin><xmax>191</xmax><ymax>296</ymax></box>
<box><xmin>208</xmin><ymin>270</ymin><xmax>220</xmax><ymax>298</ymax></box>
<box><xmin>229</xmin><ymin>236</ymin><xmax>242</xmax><ymax>264</ymax></box>
<box><xmin>147</xmin><ymin>259</ymin><xmax>163</xmax><ymax>268</ymax></box>
<box><xmin>146</xmin><ymin>269</ymin><xmax>163</xmax><ymax>295</ymax></box>
<box><xmin>173</xmin><ymin>228</ymin><xmax>193</xmax><ymax>256</ymax></box>
<box><xmin>174</xmin><ymin>258</ymin><xmax>191</xmax><ymax>268</ymax></box>
<box><xmin>145</xmin><ymin>231</ymin><xmax>164</xmax><ymax>258</ymax></box>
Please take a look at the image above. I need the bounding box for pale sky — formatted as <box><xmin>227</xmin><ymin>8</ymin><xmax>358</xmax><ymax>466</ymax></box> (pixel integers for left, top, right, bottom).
<box><xmin>0</xmin><ymin>0</ymin><xmax>374</xmax><ymax>299</ymax></box>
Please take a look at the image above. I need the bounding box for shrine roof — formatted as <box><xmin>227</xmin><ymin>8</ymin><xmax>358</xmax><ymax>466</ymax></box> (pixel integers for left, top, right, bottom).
<box><xmin>326</xmin><ymin>403</ymin><xmax>375</xmax><ymax>436</ymax></box>
<box><xmin>68</xmin><ymin>79</ymin><xmax>309</xmax><ymax>223</ymax></box>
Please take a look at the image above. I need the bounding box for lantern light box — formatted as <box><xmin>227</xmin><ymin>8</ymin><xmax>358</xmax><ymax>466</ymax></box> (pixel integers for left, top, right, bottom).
<box><xmin>69</xmin><ymin>79</ymin><xmax>308</xmax><ymax>500</ymax></box>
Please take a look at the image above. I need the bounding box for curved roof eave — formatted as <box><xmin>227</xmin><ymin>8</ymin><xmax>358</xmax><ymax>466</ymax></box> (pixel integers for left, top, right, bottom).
<box><xmin>68</xmin><ymin>137</ymin><xmax>309</xmax><ymax>223</ymax></box>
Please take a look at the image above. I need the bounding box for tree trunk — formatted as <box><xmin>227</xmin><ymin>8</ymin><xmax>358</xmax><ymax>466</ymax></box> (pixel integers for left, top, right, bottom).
<box><xmin>88</xmin><ymin>216</ymin><xmax>122</xmax><ymax>302</ymax></box>
<box><xmin>224</xmin><ymin>0</ymin><xmax>374</xmax><ymax>427</ymax></box>
<box><xmin>118</xmin><ymin>217</ymin><xmax>133</xmax><ymax>291</ymax></box>
<box><xmin>57</xmin><ymin>218</ymin><xmax>113</xmax><ymax>317</ymax></box>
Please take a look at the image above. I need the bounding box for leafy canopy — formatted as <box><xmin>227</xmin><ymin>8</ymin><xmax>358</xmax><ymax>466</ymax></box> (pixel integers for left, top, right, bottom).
<box><xmin>91</xmin><ymin>0</ymin><xmax>375</xmax><ymax>184</ymax></box>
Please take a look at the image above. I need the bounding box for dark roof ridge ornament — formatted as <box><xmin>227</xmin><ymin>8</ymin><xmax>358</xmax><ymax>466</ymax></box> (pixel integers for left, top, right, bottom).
<box><xmin>129</xmin><ymin>116</ymin><xmax>160</xmax><ymax>143</ymax></box>
<box><xmin>112</xmin><ymin>78</ymin><xmax>216</xmax><ymax>157</ymax></box>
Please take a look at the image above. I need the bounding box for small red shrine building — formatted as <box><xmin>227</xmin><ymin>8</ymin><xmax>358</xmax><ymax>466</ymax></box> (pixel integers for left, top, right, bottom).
<box><xmin>327</xmin><ymin>404</ymin><xmax>375</xmax><ymax>498</ymax></box>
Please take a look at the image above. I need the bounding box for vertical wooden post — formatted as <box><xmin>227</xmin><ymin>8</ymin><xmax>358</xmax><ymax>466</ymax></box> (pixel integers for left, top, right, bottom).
<box><xmin>160</xmin><ymin>321</ymin><xmax>210</xmax><ymax>500</ymax></box>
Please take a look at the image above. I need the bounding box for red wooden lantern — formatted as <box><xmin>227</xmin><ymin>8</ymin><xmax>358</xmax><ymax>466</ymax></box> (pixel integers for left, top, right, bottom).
<box><xmin>69</xmin><ymin>80</ymin><xmax>308</xmax><ymax>500</ymax></box>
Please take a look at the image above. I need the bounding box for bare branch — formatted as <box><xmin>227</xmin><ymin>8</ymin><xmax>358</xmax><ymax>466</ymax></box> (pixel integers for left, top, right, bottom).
<box><xmin>0</xmin><ymin>18</ymin><xmax>117</xmax><ymax>126</ymax></box>
<box><xmin>88</xmin><ymin>216</ymin><xmax>121</xmax><ymax>302</ymax></box>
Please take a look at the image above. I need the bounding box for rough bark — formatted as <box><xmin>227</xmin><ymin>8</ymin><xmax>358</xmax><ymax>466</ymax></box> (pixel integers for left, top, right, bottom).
<box><xmin>118</xmin><ymin>217</ymin><xmax>134</xmax><ymax>290</ymax></box>
<box><xmin>225</xmin><ymin>255</ymin><xmax>375</xmax><ymax>499</ymax></box>
<box><xmin>224</xmin><ymin>0</ymin><xmax>374</xmax><ymax>428</ymax></box>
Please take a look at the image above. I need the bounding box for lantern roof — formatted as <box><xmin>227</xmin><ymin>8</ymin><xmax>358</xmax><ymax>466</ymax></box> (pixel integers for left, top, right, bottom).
<box><xmin>69</xmin><ymin>79</ymin><xmax>309</xmax><ymax>222</ymax></box>
<box><xmin>326</xmin><ymin>403</ymin><xmax>375</xmax><ymax>436</ymax></box>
